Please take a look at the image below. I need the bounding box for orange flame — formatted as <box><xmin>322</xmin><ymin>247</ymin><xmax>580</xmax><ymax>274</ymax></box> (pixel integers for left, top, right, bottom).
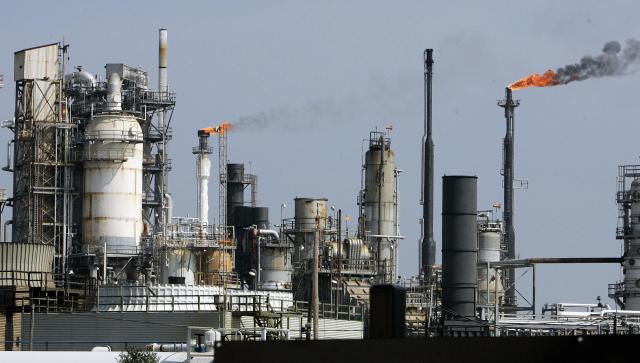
<box><xmin>508</xmin><ymin>69</ymin><xmax>557</xmax><ymax>91</ymax></box>
<box><xmin>201</xmin><ymin>121</ymin><xmax>233</xmax><ymax>135</ymax></box>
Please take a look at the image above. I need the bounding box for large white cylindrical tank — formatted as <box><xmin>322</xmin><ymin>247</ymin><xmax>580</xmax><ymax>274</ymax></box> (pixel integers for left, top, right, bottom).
<box><xmin>198</xmin><ymin>154</ymin><xmax>211</xmax><ymax>224</ymax></box>
<box><xmin>82</xmin><ymin>114</ymin><xmax>143</xmax><ymax>255</ymax></box>
<box><xmin>364</xmin><ymin>136</ymin><xmax>397</xmax><ymax>280</ymax></box>
<box><xmin>477</xmin><ymin>226</ymin><xmax>504</xmax><ymax>305</ymax></box>
<box><xmin>293</xmin><ymin>197</ymin><xmax>327</xmax><ymax>261</ymax></box>
<box><xmin>625</xmin><ymin>179</ymin><xmax>640</xmax><ymax>310</ymax></box>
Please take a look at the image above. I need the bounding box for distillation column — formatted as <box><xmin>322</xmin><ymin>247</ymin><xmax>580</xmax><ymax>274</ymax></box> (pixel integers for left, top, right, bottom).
<box><xmin>364</xmin><ymin>132</ymin><xmax>399</xmax><ymax>283</ymax></box>
<box><xmin>82</xmin><ymin>73</ymin><xmax>143</xmax><ymax>258</ymax></box>
<box><xmin>625</xmin><ymin>179</ymin><xmax>640</xmax><ymax>310</ymax></box>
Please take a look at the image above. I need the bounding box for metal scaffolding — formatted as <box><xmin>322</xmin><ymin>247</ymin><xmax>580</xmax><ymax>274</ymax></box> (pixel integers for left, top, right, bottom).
<box><xmin>11</xmin><ymin>44</ymin><xmax>75</xmax><ymax>275</ymax></box>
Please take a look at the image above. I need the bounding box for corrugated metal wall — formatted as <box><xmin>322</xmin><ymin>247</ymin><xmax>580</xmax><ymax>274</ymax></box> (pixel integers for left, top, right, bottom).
<box><xmin>21</xmin><ymin>312</ymin><xmax>223</xmax><ymax>351</ymax></box>
<box><xmin>0</xmin><ymin>243</ymin><xmax>54</xmax><ymax>287</ymax></box>
<box><xmin>0</xmin><ymin>312</ymin><xmax>22</xmax><ymax>351</ymax></box>
<box><xmin>21</xmin><ymin>311</ymin><xmax>363</xmax><ymax>350</ymax></box>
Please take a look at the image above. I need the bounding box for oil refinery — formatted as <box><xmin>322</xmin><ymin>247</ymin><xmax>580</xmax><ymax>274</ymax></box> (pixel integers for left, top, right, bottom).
<box><xmin>0</xmin><ymin>24</ymin><xmax>638</xmax><ymax>363</ymax></box>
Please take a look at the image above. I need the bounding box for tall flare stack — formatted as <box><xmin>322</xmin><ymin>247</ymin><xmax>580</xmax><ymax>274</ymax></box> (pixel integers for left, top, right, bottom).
<box><xmin>498</xmin><ymin>87</ymin><xmax>519</xmax><ymax>306</ymax></box>
<box><xmin>421</xmin><ymin>49</ymin><xmax>436</xmax><ymax>276</ymax></box>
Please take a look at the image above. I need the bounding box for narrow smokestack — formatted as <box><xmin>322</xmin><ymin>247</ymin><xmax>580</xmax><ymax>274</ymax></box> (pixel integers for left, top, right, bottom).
<box><xmin>158</xmin><ymin>28</ymin><xmax>168</xmax><ymax>126</ymax></box>
<box><xmin>498</xmin><ymin>87</ymin><xmax>519</xmax><ymax>306</ymax></box>
<box><xmin>421</xmin><ymin>49</ymin><xmax>436</xmax><ymax>275</ymax></box>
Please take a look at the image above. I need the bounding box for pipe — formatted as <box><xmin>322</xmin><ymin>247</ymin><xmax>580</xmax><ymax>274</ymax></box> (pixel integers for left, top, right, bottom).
<box><xmin>422</xmin><ymin>48</ymin><xmax>436</xmax><ymax>275</ymax></box>
<box><xmin>257</xmin><ymin>229</ymin><xmax>280</xmax><ymax>241</ymax></box>
<box><xmin>378</xmin><ymin>135</ymin><xmax>386</xmax><ymax>281</ymax></box>
<box><xmin>3</xmin><ymin>220</ymin><xmax>11</xmax><ymax>242</ymax></box>
<box><xmin>489</xmin><ymin>257</ymin><xmax>622</xmax><ymax>268</ymax></box>
<box><xmin>106</xmin><ymin>73</ymin><xmax>122</xmax><ymax>111</ymax></box>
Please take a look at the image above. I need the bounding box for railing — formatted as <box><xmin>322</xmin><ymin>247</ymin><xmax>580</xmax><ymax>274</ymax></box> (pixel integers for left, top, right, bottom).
<box><xmin>320</xmin><ymin>258</ymin><xmax>376</xmax><ymax>273</ymax></box>
<box><xmin>0</xmin><ymin>270</ymin><xmax>55</xmax><ymax>288</ymax></box>
<box><xmin>194</xmin><ymin>272</ymin><xmax>240</xmax><ymax>287</ymax></box>
<box><xmin>608</xmin><ymin>282</ymin><xmax>624</xmax><ymax>298</ymax></box>
<box><xmin>3</xmin><ymin>339</ymin><xmax>186</xmax><ymax>352</ymax></box>
<box><xmin>291</xmin><ymin>300</ymin><xmax>365</xmax><ymax>321</ymax></box>
<box><xmin>82</xmin><ymin>129</ymin><xmax>143</xmax><ymax>142</ymax></box>
<box><xmin>74</xmin><ymin>149</ymin><xmax>137</xmax><ymax>162</ymax></box>
<box><xmin>140</xmin><ymin>90</ymin><xmax>176</xmax><ymax>104</ymax></box>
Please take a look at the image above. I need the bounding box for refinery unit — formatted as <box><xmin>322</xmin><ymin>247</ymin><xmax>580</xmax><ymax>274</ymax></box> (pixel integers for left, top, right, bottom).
<box><xmin>0</xmin><ymin>29</ymin><xmax>639</xmax><ymax>357</ymax></box>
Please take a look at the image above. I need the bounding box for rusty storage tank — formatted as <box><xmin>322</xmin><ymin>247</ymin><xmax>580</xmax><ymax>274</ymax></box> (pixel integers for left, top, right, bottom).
<box><xmin>293</xmin><ymin>197</ymin><xmax>327</xmax><ymax>261</ymax></box>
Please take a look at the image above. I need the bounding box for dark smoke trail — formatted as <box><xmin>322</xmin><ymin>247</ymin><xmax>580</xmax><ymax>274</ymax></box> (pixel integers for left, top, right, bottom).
<box><xmin>554</xmin><ymin>38</ymin><xmax>640</xmax><ymax>85</ymax></box>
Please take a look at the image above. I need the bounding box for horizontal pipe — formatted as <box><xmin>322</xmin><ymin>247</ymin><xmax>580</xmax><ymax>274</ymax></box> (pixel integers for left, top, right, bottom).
<box><xmin>489</xmin><ymin>257</ymin><xmax>622</xmax><ymax>268</ymax></box>
<box><xmin>257</xmin><ymin>229</ymin><xmax>279</xmax><ymax>241</ymax></box>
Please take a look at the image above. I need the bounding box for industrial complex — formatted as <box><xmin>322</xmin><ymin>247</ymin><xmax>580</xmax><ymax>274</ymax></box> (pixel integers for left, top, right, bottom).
<box><xmin>0</xmin><ymin>28</ymin><xmax>638</xmax><ymax>361</ymax></box>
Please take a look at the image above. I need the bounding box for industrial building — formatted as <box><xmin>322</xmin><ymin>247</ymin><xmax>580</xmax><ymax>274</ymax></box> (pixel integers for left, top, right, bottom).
<box><xmin>0</xmin><ymin>29</ymin><xmax>638</xmax><ymax>359</ymax></box>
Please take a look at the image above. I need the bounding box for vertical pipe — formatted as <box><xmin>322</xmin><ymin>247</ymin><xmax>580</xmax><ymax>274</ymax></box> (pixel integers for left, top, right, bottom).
<box><xmin>499</xmin><ymin>87</ymin><xmax>518</xmax><ymax>306</ymax></box>
<box><xmin>336</xmin><ymin>209</ymin><xmax>342</xmax><ymax>311</ymax></box>
<box><xmin>441</xmin><ymin>175</ymin><xmax>478</xmax><ymax>320</ymax></box>
<box><xmin>422</xmin><ymin>49</ymin><xmax>436</xmax><ymax>275</ymax></box>
<box><xmin>378</xmin><ymin>135</ymin><xmax>385</xmax><ymax>282</ymax></box>
<box><xmin>311</xmin><ymin>224</ymin><xmax>320</xmax><ymax>339</ymax></box>
<box><xmin>158</xmin><ymin>28</ymin><xmax>169</xmax><ymax>234</ymax></box>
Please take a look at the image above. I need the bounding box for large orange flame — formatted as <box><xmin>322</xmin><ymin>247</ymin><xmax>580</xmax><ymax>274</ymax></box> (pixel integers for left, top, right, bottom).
<box><xmin>201</xmin><ymin>121</ymin><xmax>233</xmax><ymax>135</ymax></box>
<box><xmin>508</xmin><ymin>69</ymin><xmax>557</xmax><ymax>91</ymax></box>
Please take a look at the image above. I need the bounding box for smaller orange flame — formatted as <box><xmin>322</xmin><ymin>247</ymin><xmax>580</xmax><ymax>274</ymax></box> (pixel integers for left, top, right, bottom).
<box><xmin>201</xmin><ymin>121</ymin><xmax>233</xmax><ymax>135</ymax></box>
<box><xmin>508</xmin><ymin>69</ymin><xmax>557</xmax><ymax>91</ymax></box>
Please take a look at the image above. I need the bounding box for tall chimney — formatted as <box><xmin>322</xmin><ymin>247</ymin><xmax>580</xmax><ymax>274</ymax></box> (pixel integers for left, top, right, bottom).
<box><xmin>421</xmin><ymin>49</ymin><xmax>436</xmax><ymax>276</ymax></box>
<box><xmin>158</xmin><ymin>28</ymin><xmax>168</xmax><ymax>105</ymax></box>
<box><xmin>498</xmin><ymin>87</ymin><xmax>519</xmax><ymax>306</ymax></box>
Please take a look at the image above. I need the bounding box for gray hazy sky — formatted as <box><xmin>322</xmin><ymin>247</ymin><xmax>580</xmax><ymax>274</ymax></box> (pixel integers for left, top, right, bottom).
<box><xmin>1</xmin><ymin>0</ymin><xmax>639</xmax><ymax>308</ymax></box>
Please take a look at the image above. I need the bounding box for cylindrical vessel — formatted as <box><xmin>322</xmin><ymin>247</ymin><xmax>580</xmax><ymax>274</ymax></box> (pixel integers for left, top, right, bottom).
<box><xmin>162</xmin><ymin>248</ymin><xmax>196</xmax><ymax>285</ymax></box>
<box><xmin>252</xmin><ymin>207</ymin><xmax>269</xmax><ymax>229</ymax></box>
<box><xmin>477</xmin><ymin>223</ymin><xmax>503</xmax><ymax>306</ymax></box>
<box><xmin>226</xmin><ymin>163</ymin><xmax>245</xmax><ymax>226</ymax></box>
<box><xmin>260</xmin><ymin>246</ymin><xmax>292</xmax><ymax>290</ymax></box>
<box><xmin>364</xmin><ymin>136</ymin><xmax>397</xmax><ymax>281</ymax></box>
<box><xmin>294</xmin><ymin>197</ymin><xmax>327</xmax><ymax>261</ymax></box>
<box><xmin>201</xmin><ymin>249</ymin><xmax>233</xmax><ymax>285</ymax></box>
<box><xmin>197</xmin><ymin>154</ymin><xmax>211</xmax><ymax>224</ymax></box>
<box><xmin>441</xmin><ymin>175</ymin><xmax>478</xmax><ymax>319</ymax></box>
<box><xmin>158</xmin><ymin>29</ymin><xmax>168</xmax><ymax>93</ymax></box>
<box><xmin>625</xmin><ymin>179</ymin><xmax>640</xmax><ymax>309</ymax></box>
<box><xmin>82</xmin><ymin>114</ymin><xmax>143</xmax><ymax>255</ymax></box>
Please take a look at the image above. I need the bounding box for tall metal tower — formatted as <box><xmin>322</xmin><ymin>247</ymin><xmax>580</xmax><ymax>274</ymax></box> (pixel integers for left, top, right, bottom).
<box><xmin>11</xmin><ymin>43</ymin><xmax>75</xmax><ymax>274</ymax></box>
<box><xmin>498</xmin><ymin>87</ymin><xmax>519</xmax><ymax>307</ymax></box>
